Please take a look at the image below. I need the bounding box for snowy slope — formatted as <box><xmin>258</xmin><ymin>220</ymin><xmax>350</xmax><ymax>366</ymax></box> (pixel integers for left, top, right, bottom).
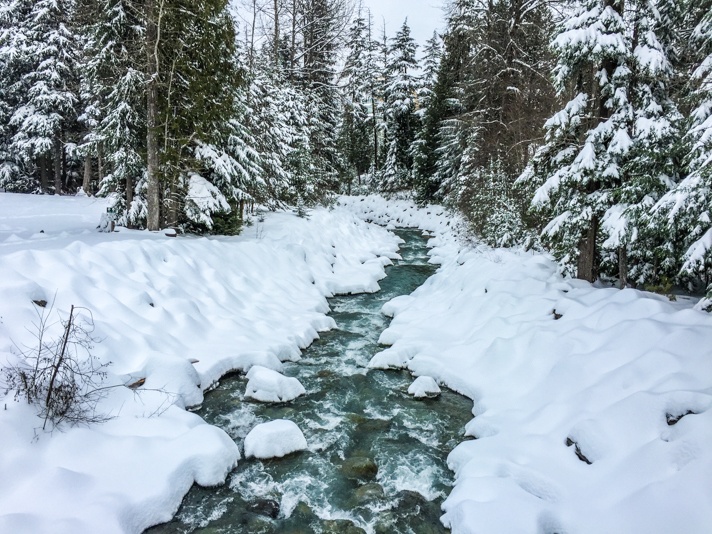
<box><xmin>340</xmin><ymin>195</ymin><xmax>712</xmax><ymax>534</ymax></box>
<box><xmin>0</xmin><ymin>193</ymin><xmax>400</xmax><ymax>533</ymax></box>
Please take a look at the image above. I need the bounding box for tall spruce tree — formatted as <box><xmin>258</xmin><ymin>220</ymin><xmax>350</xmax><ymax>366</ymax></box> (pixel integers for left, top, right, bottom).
<box><xmin>653</xmin><ymin>3</ymin><xmax>712</xmax><ymax>293</ymax></box>
<box><xmin>521</xmin><ymin>0</ymin><xmax>631</xmax><ymax>281</ymax></box>
<box><xmin>6</xmin><ymin>0</ymin><xmax>80</xmax><ymax>194</ymax></box>
<box><xmin>380</xmin><ymin>19</ymin><xmax>419</xmax><ymax>191</ymax></box>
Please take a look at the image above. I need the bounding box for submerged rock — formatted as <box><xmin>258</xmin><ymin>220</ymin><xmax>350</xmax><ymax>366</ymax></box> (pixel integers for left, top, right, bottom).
<box><xmin>322</xmin><ymin>519</ymin><xmax>367</xmax><ymax>534</ymax></box>
<box><xmin>340</xmin><ymin>456</ymin><xmax>378</xmax><ymax>480</ymax></box>
<box><xmin>408</xmin><ymin>376</ymin><xmax>441</xmax><ymax>399</ymax></box>
<box><xmin>248</xmin><ymin>498</ymin><xmax>280</xmax><ymax>519</ymax></box>
<box><xmin>353</xmin><ymin>482</ymin><xmax>385</xmax><ymax>504</ymax></box>
<box><xmin>244</xmin><ymin>419</ymin><xmax>308</xmax><ymax>459</ymax></box>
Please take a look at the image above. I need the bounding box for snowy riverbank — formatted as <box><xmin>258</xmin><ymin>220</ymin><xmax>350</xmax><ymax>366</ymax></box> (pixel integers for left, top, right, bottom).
<box><xmin>340</xmin><ymin>195</ymin><xmax>712</xmax><ymax>534</ymax></box>
<box><xmin>0</xmin><ymin>193</ymin><xmax>401</xmax><ymax>533</ymax></box>
<box><xmin>2</xmin><ymin>192</ymin><xmax>711</xmax><ymax>533</ymax></box>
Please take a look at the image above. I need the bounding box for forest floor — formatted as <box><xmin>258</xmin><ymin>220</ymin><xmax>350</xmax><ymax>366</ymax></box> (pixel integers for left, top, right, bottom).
<box><xmin>0</xmin><ymin>192</ymin><xmax>710</xmax><ymax>533</ymax></box>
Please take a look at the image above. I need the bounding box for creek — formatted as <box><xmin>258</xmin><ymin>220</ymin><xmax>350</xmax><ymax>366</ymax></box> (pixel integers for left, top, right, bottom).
<box><xmin>148</xmin><ymin>229</ymin><xmax>473</xmax><ymax>534</ymax></box>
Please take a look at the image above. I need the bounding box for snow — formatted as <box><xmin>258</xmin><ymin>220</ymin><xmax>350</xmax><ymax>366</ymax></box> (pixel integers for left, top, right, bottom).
<box><xmin>0</xmin><ymin>192</ymin><xmax>400</xmax><ymax>533</ymax></box>
<box><xmin>244</xmin><ymin>365</ymin><xmax>306</xmax><ymax>403</ymax></box>
<box><xmin>407</xmin><ymin>376</ymin><xmax>441</xmax><ymax>398</ymax></box>
<box><xmin>243</xmin><ymin>419</ymin><xmax>308</xmax><ymax>459</ymax></box>
<box><xmin>339</xmin><ymin>194</ymin><xmax>712</xmax><ymax>534</ymax></box>
<box><xmin>3</xmin><ymin>191</ymin><xmax>712</xmax><ymax>533</ymax></box>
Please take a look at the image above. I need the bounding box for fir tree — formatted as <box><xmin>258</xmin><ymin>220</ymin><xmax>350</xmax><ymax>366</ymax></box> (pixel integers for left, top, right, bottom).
<box><xmin>653</xmin><ymin>4</ymin><xmax>712</xmax><ymax>293</ymax></box>
<box><xmin>521</xmin><ymin>0</ymin><xmax>631</xmax><ymax>281</ymax></box>
<box><xmin>380</xmin><ymin>19</ymin><xmax>419</xmax><ymax>191</ymax></box>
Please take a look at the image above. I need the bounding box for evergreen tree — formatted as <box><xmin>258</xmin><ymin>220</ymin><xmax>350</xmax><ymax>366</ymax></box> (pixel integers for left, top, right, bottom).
<box><xmin>338</xmin><ymin>9</ymin><xmax>374</xmax><ymax>190</ymax></box>
<box><xmin>380</xmin><ymin>19</ymin><xmax>419</xmax><ymax>191</ymax></box>
<box><xmin>653</xmin><ymin>4</ymin><xmax>712</xmax><ymax>293</ymax></box>
<box><xmin>521</xmin><ymin>0</ymin><xmax>631</xmax><ymax>281</ymax></box>
<box><xmin>5</xmin><ymin>0</ymin><xmax>81</xmax><ymax>194</ymax></box>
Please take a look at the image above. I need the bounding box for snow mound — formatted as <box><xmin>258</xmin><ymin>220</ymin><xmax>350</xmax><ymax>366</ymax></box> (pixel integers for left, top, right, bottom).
<box><xmin>244</xmin><ymin>420</ymin><xmax>308</xmax><ymax>459</ymax></box>
<box><xmin>244</xmin><ymin>366</ymin><xmax>306</xmax><ymax>403</ymax></box>
<box><xmin>408</xmin><ymin>376</ymin><xmax>441</xmax><ymax>398</ymax></box>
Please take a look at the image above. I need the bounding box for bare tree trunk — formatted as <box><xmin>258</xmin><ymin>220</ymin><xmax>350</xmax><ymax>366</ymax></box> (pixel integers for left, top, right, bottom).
<box><xmin>290</xmin><ymin>0</ymin><xmax>298</xmax><ymax>78</ymax></box>
<box><xmin>145</xmin><ymin>0</ymin><xmax>161</xmax><ymax>231</ymax></box>
<box><xmin>274</xmin><ymin>0</ymin><xmax>280</xmax><ymax>67</ymax></box>
<box><xmin>577</xmin><ymin>215</ymin><xmax>598</xmax><ymax>283</ymax></box>
<box><xmin>53</xmin><ymin>137</ymin><xmax>62</xmax><ymax>195</ymax></box>
<box><xmin>82</xmin><ymin>155</ymin><xmax>92</xmax><ymax>194</ymax></box>
<box><xmin>618</xmin><ymin>246</ymin><xmax>628</xmax><ymax>289</ymax></box>
<box><xmin>97</xmin><ymin>145</ymin><xmax>104</xmax><ymax>185</ymax></box>
<box><xmin>40</xmin><ymin>154</ymin><xmax>49</xmax><ymax>191</ymax></box>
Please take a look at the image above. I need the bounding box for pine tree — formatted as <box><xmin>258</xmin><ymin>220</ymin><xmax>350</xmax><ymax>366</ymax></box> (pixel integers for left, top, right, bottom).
<box><xmin>412</xmin><ymin>0</ymin><xmax>476</xmax><ymax>200</ymax></box>
<box><xmin>6</xmin><ymin>0</ymin><xmax>80</xmax><ymax>194</ymax></box>
<box><xmin>602</xmin><ymin>0</ymin><xmax>682</xmax><ymax>287</ymax></box>
<box><xmin>380</xmin><ymin>19</ymin><xmax>419</xmax><ymax>191</ymax></box>
<box><xmin>85</xmin><ymin>0</ymin><xmax>146</xmax><ymax>224</ymax></box>
<box><xmin>338</xmin><ymin>9</ymin><xmax>374</xmax><ymax>190</ymax></box>
<box><xmin>521</xmin><ymin>0</ymin><xmax>631</xmax><ymax>281</ymax></box>
<box><xmin>653</xmin><ymin>3</ymin><xmax>712</xmax><ymax>293</ymax></box>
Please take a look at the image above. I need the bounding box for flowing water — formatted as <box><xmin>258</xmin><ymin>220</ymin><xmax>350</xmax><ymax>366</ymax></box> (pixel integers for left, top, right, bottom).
<box><xmin>148</xmin><ymin>229</ymin><xmax>473</xmax><ymax>534</ymax></box>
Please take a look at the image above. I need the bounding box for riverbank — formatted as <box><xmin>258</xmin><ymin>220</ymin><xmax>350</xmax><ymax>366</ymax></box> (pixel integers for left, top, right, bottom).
<box><xmin>339</xmin><ymin>195</ymin><xmax>712</xmax><ymax>534</ymax></box>
<box><xmin>0</xmin><ymin>194</ymin><xmax>402</xmax><ymax>533</ymax></box>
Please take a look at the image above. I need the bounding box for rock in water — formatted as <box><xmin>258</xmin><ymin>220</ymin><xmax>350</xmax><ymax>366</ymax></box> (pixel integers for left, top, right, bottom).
<box><xmin>341</xmin><ymin>456</ymin><xmax>378</xmax><ymax>480</ymax></box>
<box><xmin>244</xmin><ymin>365</ymin><xmax>306</xmax><ymax>403</ymax></box>
<box><xmin>244</xmin><ymin>419</ymin><xmax>308</xmax><ymax>459</ymax></box>
<box><xmin>407</xmin><ymin>376</ymin><xmax>441</xmax><ymax>399</ymax></box>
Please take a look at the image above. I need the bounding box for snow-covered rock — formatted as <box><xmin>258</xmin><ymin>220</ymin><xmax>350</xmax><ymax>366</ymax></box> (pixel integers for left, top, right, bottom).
<box><xmin>408</xmin><ymin>376</ymin><xmax>441</xmax><ymax>398</ymax></box>
<box><xmin>244</xmin><ymin>420</ymin><xmax>308</xmax><ymax>459</ymax></box>
<box><xmin>244</xmin><ymin>366</ymin><xmax>306</xmax><ymax>403</ymax></box>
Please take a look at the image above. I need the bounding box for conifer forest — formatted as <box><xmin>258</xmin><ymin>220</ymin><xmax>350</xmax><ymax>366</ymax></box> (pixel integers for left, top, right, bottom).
<box><xmin>1</xmin><ymin>0</ymin><xmax>712</xmax><ymax>293</ymax></box>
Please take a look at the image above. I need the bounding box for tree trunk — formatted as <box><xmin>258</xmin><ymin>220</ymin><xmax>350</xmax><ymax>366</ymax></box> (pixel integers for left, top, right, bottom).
<box><xmin>53</xmin><ymin>138</ymin><xmax>62</xmax><ymax>195</ymax></box>
<box><xmin>82</xmin><ymin>155</ymin><xmax>92</xmax><ymax>194</ymax></box>
<box><xmin>145</xmin><ymin>0</ymin><xmax>161</xmax><ymax>231</ymax></box>
<box><xmin>40</xmin><ymin>154</ymin><xmax>49</xmax><ymax>191</ymax></box>
<box><xmin>618</xmin><ymin>246</ymin><xmax>628</xmax><ymax>289</ymax></box>
<box><xmin>577</xmin><ymin>215</ymin><xmax>598</xmax><ymax>282</ymax></box>
<box><xmin>274</xmin><ymin>0</ymin><xmax>280</xmax><ymax>67</ymax></box>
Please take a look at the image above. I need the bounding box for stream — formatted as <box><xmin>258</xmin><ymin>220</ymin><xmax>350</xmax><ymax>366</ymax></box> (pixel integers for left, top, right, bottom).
<box><xmin>148</xmin><ymin>229</ymin><xmax>473</xmax><ymax>534</ymax></box>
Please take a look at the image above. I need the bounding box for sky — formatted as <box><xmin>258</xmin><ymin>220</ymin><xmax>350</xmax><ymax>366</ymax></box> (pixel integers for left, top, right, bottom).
<box><xmin>359</xmin><ymin>0</ymin><xmax>445</xmax><ymax>48</ymax></box>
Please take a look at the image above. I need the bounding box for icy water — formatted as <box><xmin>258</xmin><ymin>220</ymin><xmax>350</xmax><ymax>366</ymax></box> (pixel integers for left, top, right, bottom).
<box><xmin>148</xmin><ymin>229</ymin><xmax>473</xmax><ymax>534</ymax></box>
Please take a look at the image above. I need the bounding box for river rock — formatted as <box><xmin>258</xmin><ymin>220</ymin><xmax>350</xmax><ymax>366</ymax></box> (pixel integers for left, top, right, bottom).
<box><xmin>353</xmin><ymin>483</ymin><xmax>385</xmax><ymax>504</ymax></box>
<box><xmin>322</xmin><ymin>519</ymin><xmax>367</xmax><ymax>534</ymax></box>
<box><xmin>248</xmin><ymin>498</ymin><xmax>280</xmax><ymax>519</ymax></box>
<box><xmin>244</xmin><ymin>365</ymin><xmax>306</xmax><ymax>403</ymax></box>
<box><xmin>356</xmin><ymin>418</ymin><xmax>391</xmax><ymax>434</ymax></box>
<box><xmin>244</xmin><ymin>419</ymin><xmax>308</xmax><ymax>459</ymax></box>
<box><xmin>341</xmin><ymin>456</ymin><xmax>378</xmax><ymax>480</ymax></box>
<box><xmin>407</xmin><ymin>376</ymin><xmax>441</xmax><ymax>399</ymax></box>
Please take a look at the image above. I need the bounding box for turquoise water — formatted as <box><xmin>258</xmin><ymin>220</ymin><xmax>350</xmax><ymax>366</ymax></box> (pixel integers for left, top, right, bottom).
<box><xmin>148</xmin><ymin>229</ymin><xmax>473</xmax><ymax>534</ymax></box>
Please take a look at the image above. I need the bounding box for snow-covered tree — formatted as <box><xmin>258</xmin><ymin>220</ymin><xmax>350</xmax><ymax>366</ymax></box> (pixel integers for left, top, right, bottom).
<box><xmin>653</xmin><ymin>5</ymin><xmax>712</xmax><ymax>294</ymax></box>
<box><xmin>379</xmin><ymin>19</ymin><xmax>419</xmax><ymax>191</ymax></box>
<box><xmin>521</xmin><ymin>0</ymin><xmax>631</xmax><ymax>281</ymax></box>
<box><xmin>6</xmin><ymin>0</ymin><xmax>80</xmax><ymax>194</ymax></box>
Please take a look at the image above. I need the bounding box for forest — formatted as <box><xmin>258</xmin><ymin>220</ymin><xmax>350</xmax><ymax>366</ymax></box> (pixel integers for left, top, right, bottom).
<box><xmin>1</xmin><ymin>0</ymin><xmax>711</xmax><ymax>294</ymax></box>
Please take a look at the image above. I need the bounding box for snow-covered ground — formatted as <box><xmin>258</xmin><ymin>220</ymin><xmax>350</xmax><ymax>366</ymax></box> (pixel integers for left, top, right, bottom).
<box><xmin>2</xmin><ymin>192</ymin><xmax>711</xmax><ymax>534</ymax></box>
<box><xmin>0</xmin><ymin>193</ymin><xmax>401</xmax><ymax>533</ymax></box>
<box><xmin>340</xmin><ymin>195</ymin><xmax>712</xmax><ymax>534</ymax></box>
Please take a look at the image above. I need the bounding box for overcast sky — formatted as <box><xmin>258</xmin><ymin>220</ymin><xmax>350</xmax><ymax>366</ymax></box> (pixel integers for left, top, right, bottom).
<box><xmin>359</xmin><ymin>0</ymin><xmax>445</xmax><ymax>48</ymax></box>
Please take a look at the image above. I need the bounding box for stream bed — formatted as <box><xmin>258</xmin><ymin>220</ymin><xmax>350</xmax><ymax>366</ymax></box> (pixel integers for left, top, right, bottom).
<box><xmin>148</xmin><ymin>229</ymin><xmax>473</xmax><ymax>534</ymax></box>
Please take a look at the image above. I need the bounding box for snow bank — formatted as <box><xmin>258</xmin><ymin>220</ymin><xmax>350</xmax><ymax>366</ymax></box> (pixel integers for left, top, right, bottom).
<box><xmin>408</xmin><ymin>376</ymin><xmax>441</xmax><ymax>399</ymax></box>
<box><xmin>340</xmin><ymin>194</ymin><xmax>712</xmax><ymax>534</ymax></box>
<box><xmin>0</xmin><ymin>193</ymin><xmax>400</xmax><ymax>533</ymax></box>
<box><xmin>243</xmin><ymin>420</ymin><xmax>308</xmax><ymax>459</ymax></box>
<box><xmin>244</xmin><ymin>365</ymin><xmax>306</xmax><ymax>403</ymax></box>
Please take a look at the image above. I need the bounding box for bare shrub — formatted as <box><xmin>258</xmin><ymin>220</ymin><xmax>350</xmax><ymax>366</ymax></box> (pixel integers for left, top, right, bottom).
<box><xmin>2</xmin><ymin>303</ymin><xmax>112</xmax><ymax>431</ymax></box>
